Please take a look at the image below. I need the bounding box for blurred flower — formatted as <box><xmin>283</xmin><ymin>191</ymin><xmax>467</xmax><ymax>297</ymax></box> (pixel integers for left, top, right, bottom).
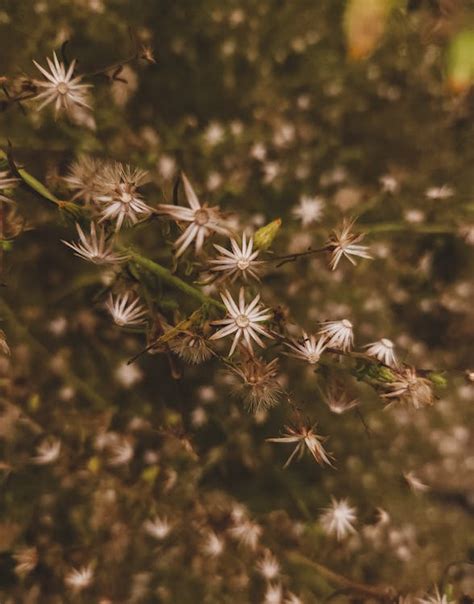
<box><xmin>257</xmin><ymin>550</ymin><xmax>280</xmax><ymax>580</ymax></box>
<box><xmin>326</xmin><ymin>218</ymin><xmax>372</xmax><ymax>270</ymax></box>
<box><xmin>292</xmin><ymin>195</ymin><xmax>325</xmax><ymax>226</ymax></box>
<box><xmin>404</xmin><ymin>471</ymin><xmax>430</xmax><ymax>494</ymax></box>
<box><xmin>143</xmin><ymin>516</ymin><xmax>171</xmax><ymax>540</ymax></box>
<box><xmin>379</xmin><ymin>175</ymin><xmax>399</xmax><ymax>194</ymax></box>
<box><xmin>382</xmin><ymin>368</ymin><xmax>434</xmax><ymax>409</ymax></box>
<box><xmin>202</xmin><ymin>531</ymin><xmax>224</xmax><ymax>557</ymax></box>
<box><xmin>228</xmin><ymin>520</ymin><xmax>262</xmax><ymax>550</ymax></box>
<box><xmin>425</xmin><ymin>185</ymin><xmax>454</xmax><ymax>200</ymax></box>
<box><xmin>229</xmin><ymin>357</ymin><xmax>282</xmax><ymax>412</ymax></box>
<box><xmin>115</xmin><ymin>361</ymin><xmax>144</xmax><ymax>388</ymax></box>
<box><xmin>322</xmin><ymin>384</ymin><xmax>358</xmax><ymax>415</ymax></box>
<box><xmin>210</xmin><ymin>288</ymin><xmax>273</xmax><ymax>356</ymax></box>
<box><xmin>106</xmin><ymin>292</ymin><xmax>148</xmax><ymax>327</ymax></box>
<box><xmin>210</xmin><ymin>233</ymin><xmax>264</xmax><ymax>282</ymax></box>
<box><xmin>13</xmin><ymin>546</ymin><xmax>38</xmax><ymax>577</ymax></box>
<box><xmin>267</xmin><ymin>424</ymin><xmax>332</xmax><ymax>468</ymax></box>
<box><xmin>264</xmin><ymin>583</ymin><xmax>283</xmax><ymax>604</ymax></box>
<box><xmin>0</xmin><ymin>169</ymin><xmax>18</xmax><ymax>203</ymax></box>
<box><xmin>318</xmin><ymin>319</ymin><xmax>354</xmax><ymax>352</ymax></box>
<box><xmin>64</xmin><ymin>564</ymin><xmax>94</xmax><ymax>592</ymax></box>
<box><xmin>364</xmin><ymin>338</ymin><xmax>398</xmax><ymax>368</ymax></box>
<box><xmin>96</xmin><ymin>163</ymin><xmax>153</xmax><ymax>230</ymax></box>
<box><xmin>320</xmin><ymin>497</ymin><xmax>357</xmax><ymax>541</ymax></box>
<box><xmin>33</xmin><ymin>52</ymin><xmax>91</xmax><ymax>116</ymax></box>
<box><xmin>157</xmin><ymin>172</ymin><xmax>231</xmax><ymax>257</ymax></box>
<box><xmin>107</xmin><ymin>439</ymin><xmax>134</xmax><ymax>466</ymax></box>
<box><xmin>285</xmin><ymin>594</ymin><xmax>303</xmax><ymax>604</ymax></box>
<box><xmin>31</xmin><ymin>438</ymin><xmax>61</xmax><ymax>464</ymax></box>
<box><xmin>62</xmin><ymin>222</ymin><xmax>127</xmax><ymax>265</ymax></box>
<box><xmin>285</xmin><ymin>331</ymin><xmax>326</xmax><ymax>364</ymax></box>
<box><xmin>418</xmin><ymin>586</ymin><xmax>455</xmax><ymax>604</ymax></box>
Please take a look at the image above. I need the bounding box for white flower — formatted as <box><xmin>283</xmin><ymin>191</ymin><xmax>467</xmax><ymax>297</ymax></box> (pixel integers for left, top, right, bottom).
<box><xmin>320</xmin><ymin>497</ymin><xmax>357</xmax><ymax>541</ymax></box>
<box><xmin>31</xmin><ymin>438</ymin><xmax>61</xmax><ymax>465</ymax></box>
<box><xmin>228</xmin><ymin>520</ymin><xmax>262</xmax><ymax>550</ymax></box>
<box><xmin>379</xmin><ymin>174</ymin><xmax>399</xmax><ymax>194</ymax></box>
<box><xmin>264</xmin><ymin>583</ymin><xmax>283</xmax><ymax>604</ymax></box>
<box><xmin>107</xmin><ymin>439</ymin><xmax>134</xmax><ymax>466</ymax></box>
<box><xmin>292</xmin><ymin>195</ymin><xmax>325</xmax><ymax>226</ymax></box>
<box><xmin>210</xmin><ymin>288</ymin><xmax>273</xmax><ymax>356</ymax></box>
<box><xmin>322</xmin><ymin>384</ymin><xmax>358</xmax><ymax>415</ymax></box>
<box><xmin>106</xmin><ymin>292</ymin><xmax>148</xmax><ymax>327</ymax></box>
<box><xmin>257</xmin><ymin>550</ymin><xmax>280</xmax><ymax>580</ymax></box>
<box><xmin>143</xmin><ymin>516</ymin><xmax>171</xmax><ymax>540</ymax></box>
<box><xmin>425</xmin><ymin>185</ymin><xmax>454</xmax><ymax>200</ymax></box>
<box><xmin>318</xmin><ymin>319</ymin><xmax>354</xmax><ymax>352</ymax></box>
<box><xmin>96</xmin><ymin>163</ymin><xmax>153</xmax><ymax>230</ymax></box>
<box><xmin>114</xmin><ymin>361</ymin><xmax>144</xmax><ymax>388</ymax></box>
<box><xmin>64</xmin><ymin>564</ymin><xmax>94</xmax><ymax>592</ymax></box>
<box><xmin>364</xmin><ymin>338</ymin><xmax>398</xmax><ymax>368</ymax></box>
<box><xmin>285</xmin><ymin>331</ymin><xmax>326</xmax><ymax>364</ymax></box>
<box><xmin>62</xmin><ymin>222</ymin><xmax>127</xmax><ymax>265</ymax></box>
<box><xmin>326</xmin><ymin>218</ymin><xmax>372</xmax><ymax>270</ymax></box>
<box><xmin>0</xmin><ymin>169</ymin><xmax>18</xmax><ymax>203</ymax></box>
<box><xmin>33</xmin><ymin>52</ymin><xmax>91</xmax><ymax>116</ymax></box>
<box><xmin>267</xmin><ymin>424</ymin><xmax>332</xmax><ymax>468</ymax></box>
<box><xmin>202</xmin><ymin>531</ymin><xmax>225</xmax><ymax>557</ymax></box>
<box><xmin>404</xmin><ymin>471</ymin><xmax>430</xmax><ymax>494</ymax></box>
<box><xmin>418</xmin><ymin>586</ymin><xmax>455</xmax><ymax>604</ymax></box>
<box><xmin>157</xmin><ymin>172</ymin><xmax>231</xmax><ymax>257</ymax></box>
<box><xmin>209</xmin><ymin>233</ymin><xmax>263</xmax><ymax>282</ymax></box>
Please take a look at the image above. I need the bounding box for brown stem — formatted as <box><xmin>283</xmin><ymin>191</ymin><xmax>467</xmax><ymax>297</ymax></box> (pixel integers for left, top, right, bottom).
<box><xmin>271</xmin><ymin>245</ymin><xmax>330</xmax><ymax>268</ymax></box>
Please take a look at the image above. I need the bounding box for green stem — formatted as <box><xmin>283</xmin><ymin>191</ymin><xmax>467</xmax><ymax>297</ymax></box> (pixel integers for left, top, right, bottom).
<box><xmin>125</xmin><ymin>248</ymin><xmax>225</xmax><ymax>312</ymax></box>
<box><xmin>363</xmin><ymin>222</ymin><xmax>457</xmax><ymax>235</ymax></box>
<box><xmin>286</xmin><ymin>552</ymin><xmax>395</xmax><ymax>601</ymax></box>
<box><xmin>0</xmin><ymin>297</ymin><xmax>110</xmax><ymax>409</ymax></box>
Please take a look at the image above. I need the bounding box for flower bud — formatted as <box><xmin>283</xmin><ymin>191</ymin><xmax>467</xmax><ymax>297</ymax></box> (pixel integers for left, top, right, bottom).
<box><xmin>447</xmin><ymin>29</ymin><xmax>474</xmax><ymax>93</ymax></box>
<box><xmin>254</xmin><ymin>218</ymin><xmax>281</xmax><ymax>250</ymax></box>
<box><xmin>343</xmin><ymin>0</ymin><xmax>395</xmax><ymax>60</ymax></box>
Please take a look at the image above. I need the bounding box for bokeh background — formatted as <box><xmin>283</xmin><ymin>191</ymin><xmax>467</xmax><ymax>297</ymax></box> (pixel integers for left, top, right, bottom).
<box><xmin>0</xmin><ymin>0</ymin><xmax>473</xmax><ymax>602</ymax></box>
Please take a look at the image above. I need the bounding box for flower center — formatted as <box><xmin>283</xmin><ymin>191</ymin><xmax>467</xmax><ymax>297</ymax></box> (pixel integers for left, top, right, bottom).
<box><xmin>194</xmin><ymin>209</ymin><xmax>209</xmax><ymax>226</ymax></box>
<box><xmin>235</xmin><ymin>314</ymin><xmax>250</xmax><ymax>328</ymax></box>
<box><xmin>380</xmin><ymin>338</ymin><xmax>393</xmax><ymax>348</ymax></box>
<box><xmin>342</xmin><ymin>319</ymin><xmax>352</xmax><ymax>328</ymax></box>
<box><xmin>57</xmin><ymin>82</ymin><xmax>69</xmax><ymax>95</ymax></box>
<box><xmin>307</xmin><ymin>353</ymin><xmax>320</xmax><ymax>364</ymax></box>
<box><xmin>237</xmin><ymin>259</ymin><xmax>250</xmax><ymax>270</ymax></box>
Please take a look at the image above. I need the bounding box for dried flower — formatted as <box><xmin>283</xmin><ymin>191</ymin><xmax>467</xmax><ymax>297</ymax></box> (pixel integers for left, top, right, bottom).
<box><xmin>364</xmin><ymin>338</ymin><xmax>398</xmax><ymax>368</ymax></box>
<box><xmin>62</xmin><ymin>222</ymin><xmax>127</xmax><ymax>265</ymax></box>
<box><xmin>267</xmin><ymin>424</ymin><xmax>333</xmax><ymax>468</ymax></box>
<box><xmin>169</xmin><ymin>332</ymin><xmax>213</xmax><ymax>365</ymax></box>
<box><xmin>64</xmin><ymin>564</ymin><xmax>94</xmax><ymax>592</ymax></box>
<box><xmin>322</xmin><ymin>384</ymin><xmax>358</xmax><ymax>415</ymax></box>
<box><xmin>285</xmin><ymin>331</ymin><xmax>326</xmax><ymax>364</ymax></box>
<box><xmin>209</xmin><ymin>233</ymin><xmax>263</xmax><ymax>282</ymax></box>
<box><xmin>33</xmin><ymin>52</ymin><xmax>91</xmax><ymax>116</ymax></box>
<box><xmin>0</xmin><ymin>330</ymin><xmax>10</xmax><ymax>356</ymax></box>
<box><xmin>326</xmin><ymin>218</ymin><xmax>372</xmax><ymax>270</ymax></box>
<box><xmin>96</xmin><ymin>163</ymin><xmax>153</xmax><ymax>230</ymax></box>
<box><xmin>292</xmin><ymin>195</ymin><xmax>325</xmax><ymax>226</ymax></box>
<box><xmin>31</xmin><ymin>438</ymin><xmax>61</xmax><ymax>465</ymax></box>
<box><xmin>0</xmin><ymin>169</ymin><xmax>18</xmax><ymax>203</ymax></box>
<box><xmin>210</xmin><ymin>288</ymin><xmax>273</xmax><ymax>356</ymax></box>
<box><xmin>229</xmin><ymin>357</ymin><xmax>282</xmax><ymax>412</ymax></box>
<box><xmin>143</xmin><ymin>516</ymin><xmax>172</xmax><ymax>540</ymax></box>
<box><xmin>382</xmin><ymin>367</ymin><xmax>434</xmax><ymax>409</ymax></box>
<box><xmin>63</xmin><ymin>156</ymin><xmax>104</xmax><ymax>203</ymax></box>
<box><xmin>320</xmin><ymin>497</ymin><xmax>357</xmax><ymax>541</ymax></box>
<box><xmin>106</xmin><ymin>292</ymin><xmax>148</xmax><ymax>327</ymax></box>
<box><xmin>157</xmin><ymin>172</ymin><xmax>231</xmax><ymax>257</ymax></box>
<box><xmin>318</xmin><ymin>319</ymin><xmax>354</xmax><ymax>352</ymax></box>
<box><xmin>13</xmin><ymin>546</ymin><xmax>38</xmax><ymax>577</ymax></box>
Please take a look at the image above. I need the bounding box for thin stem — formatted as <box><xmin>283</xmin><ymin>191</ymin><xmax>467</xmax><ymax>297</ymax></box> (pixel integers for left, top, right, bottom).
<box><xmin>271</xmin><ymin>245</ymin><xmax>329</xmax><ymax>268</ymax></box>
<box><xmin>287</xmin><ymin>552</ymin><xmax>396</xmax><ymax>601</ymax></box>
